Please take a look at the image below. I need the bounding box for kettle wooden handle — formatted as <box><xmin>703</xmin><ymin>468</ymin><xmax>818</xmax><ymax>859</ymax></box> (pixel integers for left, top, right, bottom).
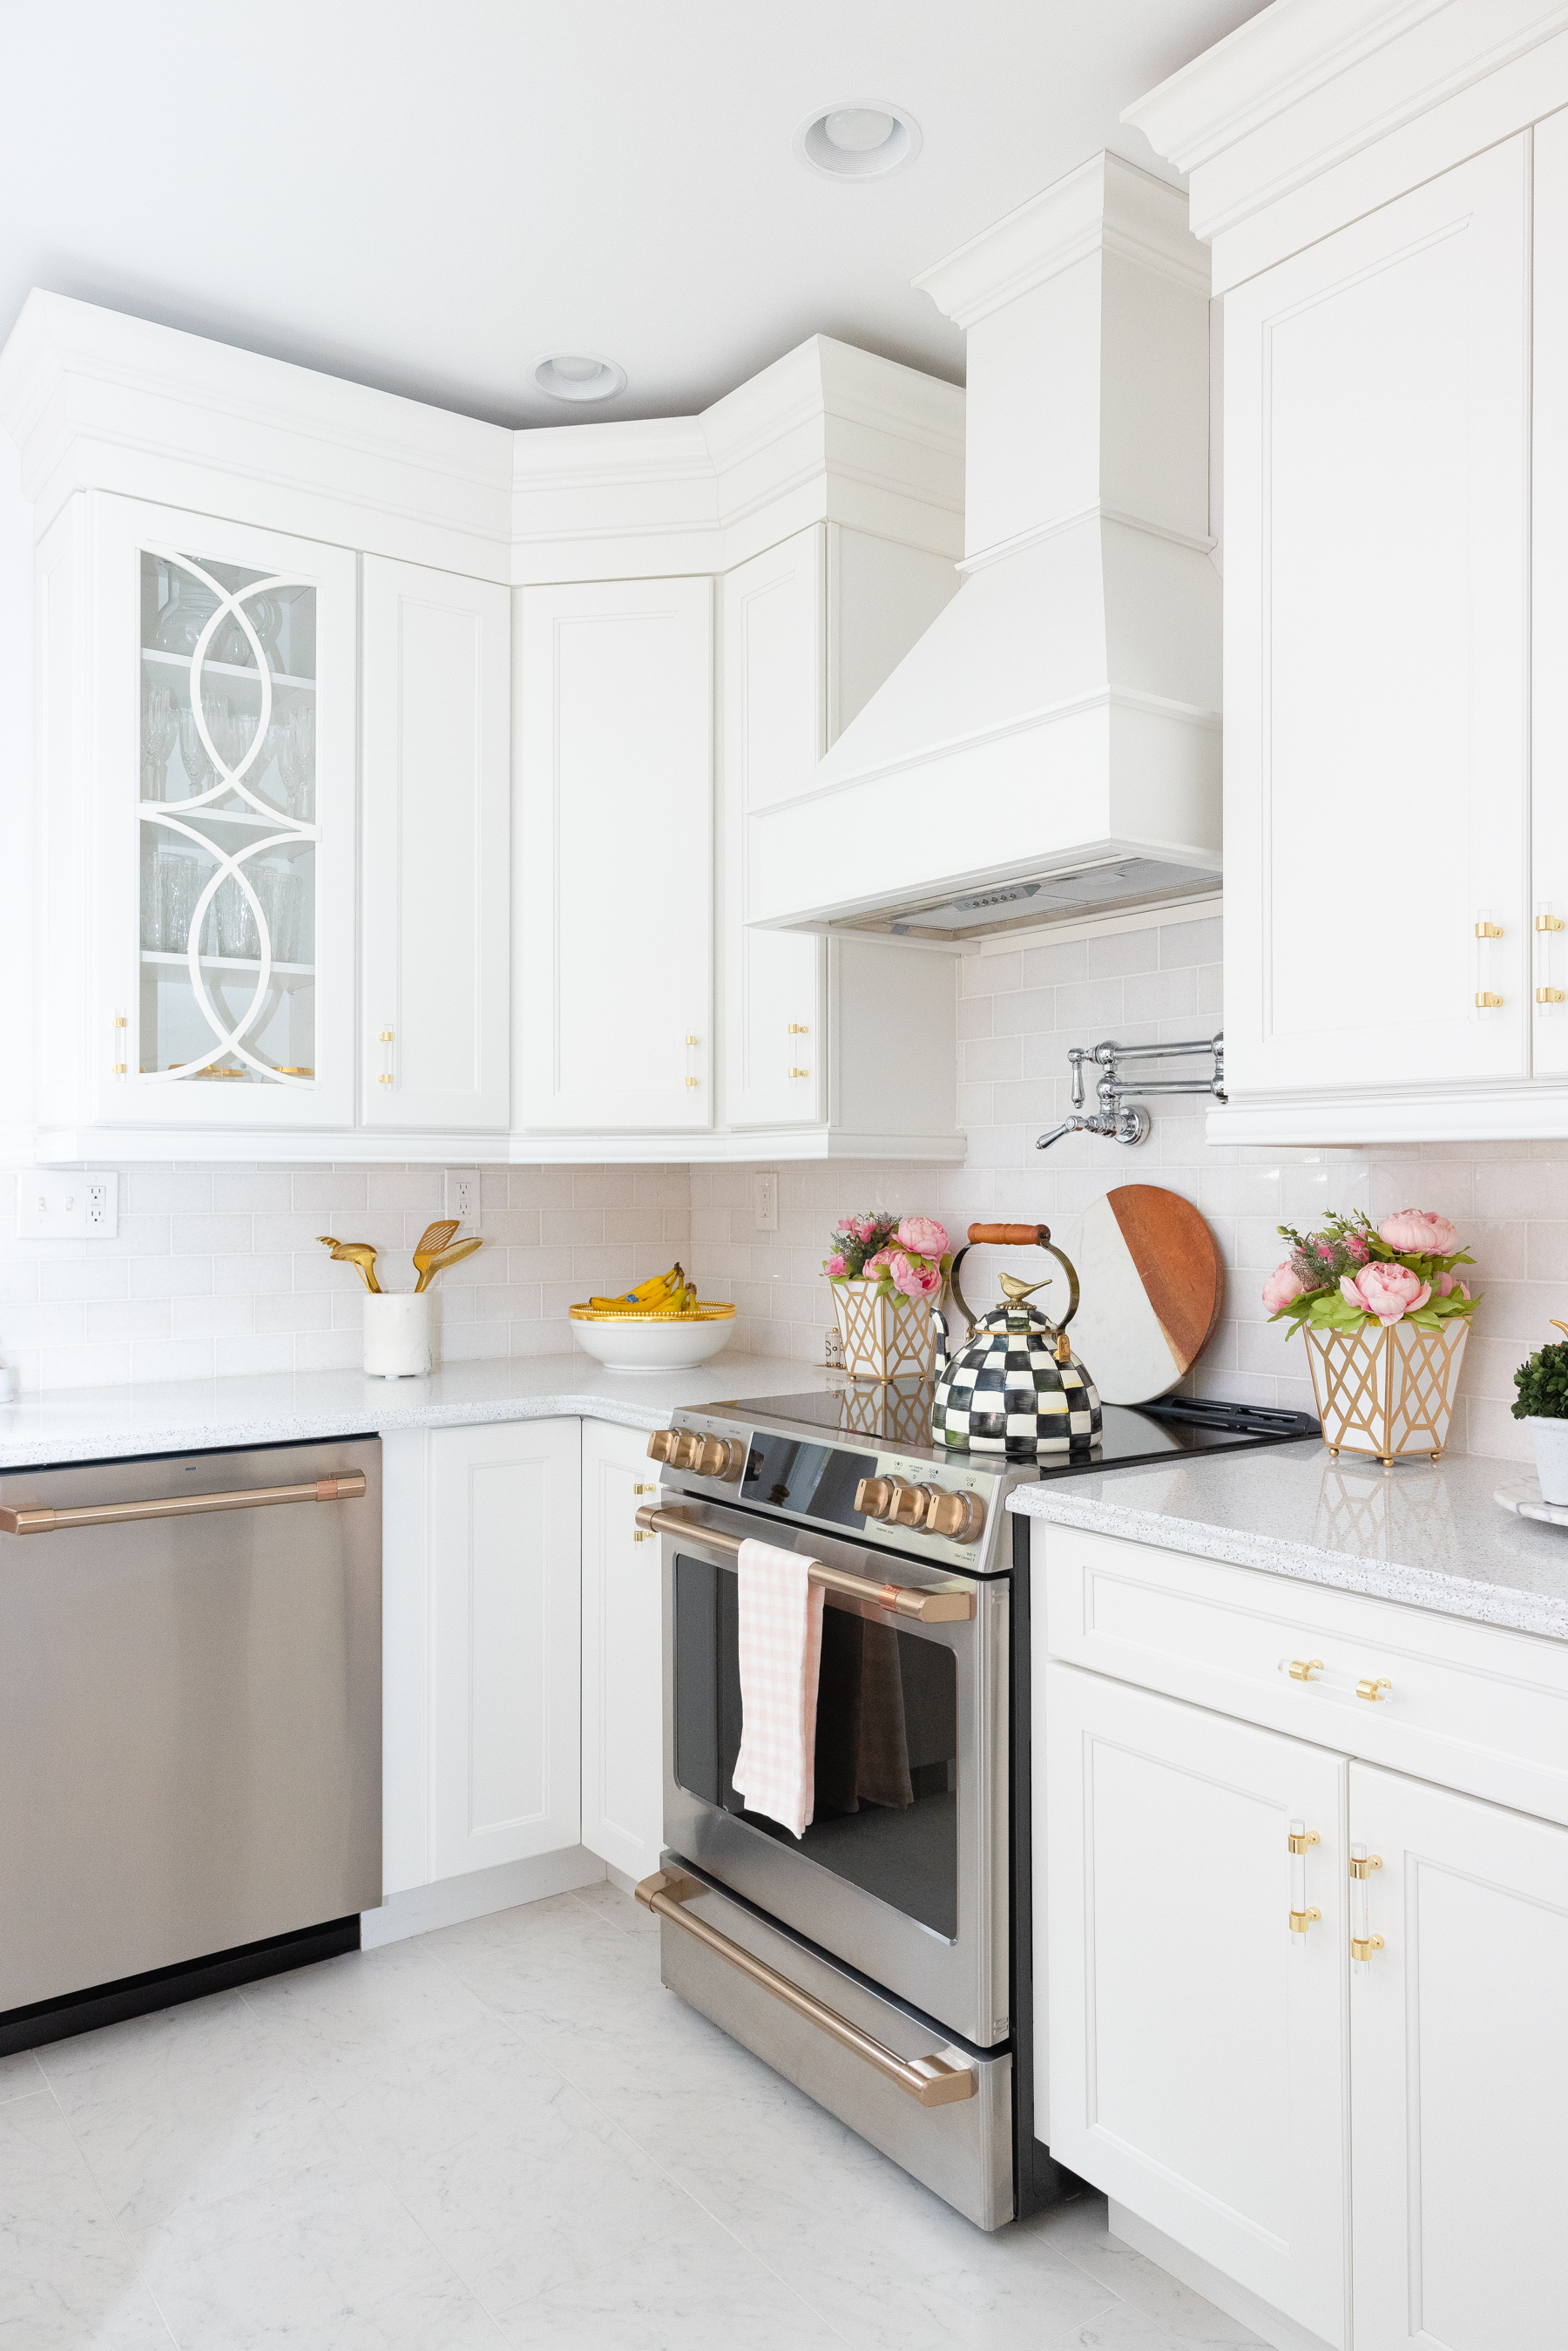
<box><xmin>967</xmin><ymin>1223</ymin><xmax>1046</xmax><ymax>1246</ymax></box>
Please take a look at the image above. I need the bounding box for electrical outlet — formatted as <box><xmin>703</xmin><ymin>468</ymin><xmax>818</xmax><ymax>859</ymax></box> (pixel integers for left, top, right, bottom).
<box><xmin>18</xmin><ymin>1172</ymin><xmax>119</xmax><ymax>1240</ymax></box>
<box><xmin>443</xmin><ymin>1169</ymin><xmax>478</xmax><ymax>1224</ymax></box>
<box><xmin>754</xmin><ymin>1172</ymin><xmax>779</xmax><ymax>1233</ymax></box>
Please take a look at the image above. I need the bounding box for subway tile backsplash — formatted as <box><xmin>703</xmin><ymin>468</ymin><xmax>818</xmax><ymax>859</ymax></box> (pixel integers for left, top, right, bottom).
<box><xmin>1</xmin><ymin>909</ymin><xmax>1560</xmax><ymax>1461</ymax></box>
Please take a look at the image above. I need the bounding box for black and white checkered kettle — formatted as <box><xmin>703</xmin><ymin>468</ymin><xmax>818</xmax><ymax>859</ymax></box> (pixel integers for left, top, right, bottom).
<box><xmin>929</xmin><ymin>1221</ymin><xmax>1104</xmax><ymax>1456</ymax></box>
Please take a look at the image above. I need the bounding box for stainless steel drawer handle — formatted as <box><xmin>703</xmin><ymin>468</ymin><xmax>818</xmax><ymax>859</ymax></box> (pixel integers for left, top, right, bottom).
<box><xmin>632</xmin><ymin>1504</ymin><xmax>975</xmax><ymax>1623</ymax></box>
<box><xmin>0</xmin><ymin>1470</ymin><xmax>368</xmax><ymax>1537</ymax></box>
<box><xmin>636</xmin><ymin>1869</ymin><xmax>977</xmax><ymax>2109</ymax></box>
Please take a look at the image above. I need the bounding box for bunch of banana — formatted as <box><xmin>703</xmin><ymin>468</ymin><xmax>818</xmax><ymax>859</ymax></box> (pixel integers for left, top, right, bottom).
<box><xmin>587</xmin><ymin>1262</ymin><xmax>698</xmax><ymax>1316</ymax></box>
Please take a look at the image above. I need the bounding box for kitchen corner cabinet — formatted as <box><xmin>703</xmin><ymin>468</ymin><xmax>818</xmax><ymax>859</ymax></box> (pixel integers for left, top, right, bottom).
<box><xmin>361</xmin><ymin>558</ymin><xmax>510</xmax><ymax>1131</ymax></box>
<box><xmin>579</xmin><ymin>1418</ymin><xmax>665</xmax><ymax>1881</ymax></box>
<box><xmin>719</xmin><ymin>523</ymin><xmax>960</xmax><ymax>1136</ymax></box>
<box><xmin>1044</xmin><ymin>1663</ymin><xmax>1349</xmax><ymax>2347</ymax></box>
<box><xmin>40</xmin><ymin>491</ymin><xmax>359</xmax><ymax>1137</ymax></box>
<box><xmin>514</xmin><ymin>576</ymin><xmax>714</xmax><ymax>1133</ymax></box>
<box><xmin>382</xmin><ymin>1419</ymin><xmax>582</xmax><ymax>1895</ymax></box>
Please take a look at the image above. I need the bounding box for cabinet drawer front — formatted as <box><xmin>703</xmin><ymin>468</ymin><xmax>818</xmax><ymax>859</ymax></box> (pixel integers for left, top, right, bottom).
<box><xmin>1042</xmin><ymin>1525</ymin><xmax>1568</xmax><ymax>1825</ymax></box>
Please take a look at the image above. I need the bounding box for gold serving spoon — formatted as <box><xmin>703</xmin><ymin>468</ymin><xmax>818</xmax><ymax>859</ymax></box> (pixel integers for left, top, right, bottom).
<box><xmin>412</xmin><ymin>1219</ymin><xmax>461</xmax><ymax>1287</ymax></box>
<box><xmin>414</xmin><ymin>1235</ymin><xmax>483</xmax><ymax>1294</ymax></box>
<box><xmin>316</xmin><ymin>1235</ymin><xmax>382</xmax><ymax>1294</ymax></box>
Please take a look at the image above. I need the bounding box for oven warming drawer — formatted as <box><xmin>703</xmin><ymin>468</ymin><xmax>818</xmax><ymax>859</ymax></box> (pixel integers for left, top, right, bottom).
<box><xmin>650</xmin><ymin>1856</ymin><xmax>1013</xmax><ymax>2231</ymax></box>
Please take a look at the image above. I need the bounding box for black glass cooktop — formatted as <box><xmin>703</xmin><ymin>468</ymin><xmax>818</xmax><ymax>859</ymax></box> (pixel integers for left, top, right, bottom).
<box><xmin>718</xmin><ymin>1382</ymin><xmax>1318</xmax><ymax>1478</ymax></box>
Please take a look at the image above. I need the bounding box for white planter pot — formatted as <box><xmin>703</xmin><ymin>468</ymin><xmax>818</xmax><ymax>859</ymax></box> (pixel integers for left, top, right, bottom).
<box><xmin>363</xmin><ymin>1293</ymin><xmax>433</xmax><ymax>1379</ymax></box>
<box><xmin>1527</xmin><ymin>1415</ymin><xmax>1568</xmax><ymax>1505</ymax></box>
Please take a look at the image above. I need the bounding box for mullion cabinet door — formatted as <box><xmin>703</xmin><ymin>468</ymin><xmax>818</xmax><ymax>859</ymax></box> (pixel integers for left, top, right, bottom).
<box><xmin>86</xmin><ymin>492</ymin><xmax>358</xmax><ymax>1131</ymax></box>
<box><xmin>1044</xmin><ymin>1663</ymin><xmax>1349</xmax><ymax>2348</ymax></box>
<box><xmin>515</xmin><ymin>576</ymin><xmax>713</xmax><ymax>1132</ymax></box>
<box><xmin>1348</xmin><ymin>1760</ymin><xmax>1568</xmax><ymax>2350</ymax></box>
<box><xmin>361</xmin><ymin>557</ymin><xmax>510</xmax><ymax>1130</ymax></box>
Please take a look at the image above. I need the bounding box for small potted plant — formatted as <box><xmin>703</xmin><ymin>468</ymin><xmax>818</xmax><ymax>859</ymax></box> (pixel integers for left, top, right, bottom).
<box><xmin>1511</xmin><ymin>1338</ymin><xmax>1568</xmax><ymax>1503</ymax></box>
<box><xmin>824</xmin><ymin>1213</ymin><xmax>951</xmax><ymax>1380</ymax></box>
<box><xmin>1261</xmin><ymin>1209</ymin><xmax>1478</xmax><ymax>1463</ymax></box>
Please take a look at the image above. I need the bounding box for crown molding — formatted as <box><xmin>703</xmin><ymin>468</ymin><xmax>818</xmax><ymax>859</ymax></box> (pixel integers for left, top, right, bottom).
<box><xmin>1126</xmin><ymin>0</ymin><xmax>1568</xmax><ymax>250</ymax></box>
<box><xmin>914</xmin><ymin>151</ymin><xmax>1208</xmax><ymax>330</ymax></box>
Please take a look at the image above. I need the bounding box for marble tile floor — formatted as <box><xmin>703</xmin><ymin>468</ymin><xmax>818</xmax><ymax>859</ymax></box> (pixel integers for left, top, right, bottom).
<box><xmin>0</xmin><ymin>1881</ymin><xmax>1270</xmax><ymax>2350</ymax></box>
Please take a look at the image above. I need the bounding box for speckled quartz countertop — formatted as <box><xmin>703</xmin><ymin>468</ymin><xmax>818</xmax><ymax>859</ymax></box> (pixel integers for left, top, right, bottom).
<box><xmin>1007</xmin><ymin>1440</ymin><xmax>1568</xmax><ymax>1641</ymax></box>
<box><xmin>0</xmin><ymin>1352</ymin><xmax>833</xmax><ymax>1472</ymax></box>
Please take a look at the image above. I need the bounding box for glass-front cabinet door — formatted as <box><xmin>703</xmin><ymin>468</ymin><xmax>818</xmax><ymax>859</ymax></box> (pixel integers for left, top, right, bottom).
<box><xmin>95</xmin><ymin>496</ymin><xmax>356</xmax><ymax>1130</ymax></box>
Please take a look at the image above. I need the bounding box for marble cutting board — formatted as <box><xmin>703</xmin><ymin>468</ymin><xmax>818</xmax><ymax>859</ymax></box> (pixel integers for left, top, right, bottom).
<box><xmin>1057</xmin><ymin>1186</ymin><xmax>1225</xmax><ymax>1407</ymax></box>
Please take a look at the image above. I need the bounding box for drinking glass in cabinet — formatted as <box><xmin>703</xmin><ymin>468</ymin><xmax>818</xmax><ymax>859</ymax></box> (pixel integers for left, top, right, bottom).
<box><xmin>140</xmin><ymin>684</ymin><xmax>177</xmax><ymax>801</ymax></box>
<box><xmin>276</xmin><ymin>703</ymin><xmax>314</xmax><ymax>821</ymax></box>
<box><xmin>214</xmin><ymin>873</ymin><xmax>260</xmax><ymax>962</ymax></box>
<box><xmin>174</xmin><ymin>703</ymin><xmax>215</xmax><ymax>798</ymax></box>
<box><xmin>159</xmin><ymin>853</ymin><xmax>198</xmax><ymax>956</ymax></box>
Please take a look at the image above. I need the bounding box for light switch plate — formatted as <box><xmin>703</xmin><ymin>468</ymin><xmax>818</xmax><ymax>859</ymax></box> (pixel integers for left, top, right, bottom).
<box><xmin>18</xmin><ymin>1172</ymin><xmax>119</xmax><ymax>1240</ymax></box>
<box><xmin>444</xmin><ymin>1169</ymin><xmax>479</xmax><ymax>1223</ymax></box>
<box><xmin>754</xmin><ymin>1172</ymin><xmax>779</xmax><ymax>1233</ymax></box>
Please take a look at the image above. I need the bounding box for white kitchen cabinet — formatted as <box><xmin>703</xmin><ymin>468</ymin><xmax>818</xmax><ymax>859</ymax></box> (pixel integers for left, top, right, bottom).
<box><xmin>1348</xmin><ymin>1763</ymin><xmax>1568</xmax><ymax>2351</ymax></box>
<box><xmin>38</xmin><ymin>491</ymin><xmax>358</xmax><ymax>1139</ymax></box>
<box><xmin>426</xmin><ymin>1418</ymin><xmax>582</xmax><ymax>1882</ymax></box>
<box><xmin>579</xmin><ymin>1418</ymin><xmax>665</xmax><ymax>1881</ymax></box>
<box><xmin>360</xmin><ymin>558</ymin><xmax>510</xmax><ymax>1131</ymax></box>
<box><xmin>719</xmin><ymin>523</ymin><xmax>962</xmax><ymax>1138</ymax></box>
<box><xmin>1221</xmin><ymin>134</ymin><xmax>1531</xmax><ymax>1118</ymax></box>
<box><xmin>1044</xmin><ymin>1660</ymin><xmax>1349</xmax><ymax>2349</ymax></box>
<box><xmin>1532</xmin><ymin>108</ymin><xmax>1568</xmax><ymax>1078</ymax></box>
<box><xmin>515</xmin><ymin>576</ymin><xmax>714</xmax><ymax>1133</ymax></box>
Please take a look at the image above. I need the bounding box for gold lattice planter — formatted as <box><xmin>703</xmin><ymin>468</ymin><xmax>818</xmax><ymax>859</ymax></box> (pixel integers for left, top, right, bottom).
<box><xmin>828</xmin><ymin>1279</ymin><xmax>935</xmax><ymax>1382</ymax></box>
<box><xmin>1302</xmin><ymin>1318</ymin><xmax>1470</xmax><ymax>1464</ymax></box>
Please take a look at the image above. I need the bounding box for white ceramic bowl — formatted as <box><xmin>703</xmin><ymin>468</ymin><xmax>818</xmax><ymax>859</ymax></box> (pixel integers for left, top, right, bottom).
<box><xmin>569</xmin><ymin>1308</ymin><xmax>735</xmax><ymax>1374</ymax></box>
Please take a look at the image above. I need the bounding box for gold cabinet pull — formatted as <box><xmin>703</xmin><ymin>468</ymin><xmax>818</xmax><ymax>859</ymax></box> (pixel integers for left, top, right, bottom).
<box><xmin>1348</xmin><ymin>1852</ymin><xmax>1382</xmax><ymax>1880</ymax></box>
<box><xmin>1288</xmin><ymin>1819</ymin><xmax>1321</xmax><ymax>1936</ymax></box>
<box><xmin>1475</xmin><ymin>992</ymin><xmax>1504</xmax><ymax>1009</ymax></box>
<box><xmin>632</xmin><ymin>1482</ymin><xmax>658</xmax><ymax>1496</ymax></box>
<box><xmin>788</xmin><ymin>1066</ymin><xmax>810</xmax><ymax>1078</ymax></box>
<box><xmin>1350</xmin><ymin>1932</ymin><xmax>1385</xmax><ymax>1961</ymax></box>
<box><xmin>1289</xmin><ymin>1908</ymin><xmax>1322</xmax><ymax>1933</ymax></box>
<box><xmin>1288</xmin><ymin>1828</ymin><xmax>1321</xmax><ymax>1855</ymax></box>
<box><xmin>1474</xmin><ymin>921</ymin><xmax>1504</xmax><ymax>939</ymax></box>
<box><xmin>1288</xmin><ymin>1657</ymin><xmax>1324</xmax><ymax>1683</ymax></box>
<box><xmin>1349</xmin><ymin>1841</ymin><xmax>1384</xmax><ymax>1963</ymax></box>
<box><xmin>787</xmin><ymin>1023</ymin><xmax>809</xmax><ymax>1034</ymax></box>
<box><xmin>636</xmin><ymin>1870</ymin><xmax>976</xmax><ymax>2107</ymax></box>
<box><xmin>1538</xmin><ymin>988</ymin><xmax>1566</xmax><ymax>1004</ymax></box>
<box><xmin>1538</xmin><ymin>914</ymin><xmax>1565</xmax><ymax>932</ymax></box>
<box><xmin>1355</xmin><ymin>1677</ymin><xmax>1393</xmax><ymax>1703</ymax></box>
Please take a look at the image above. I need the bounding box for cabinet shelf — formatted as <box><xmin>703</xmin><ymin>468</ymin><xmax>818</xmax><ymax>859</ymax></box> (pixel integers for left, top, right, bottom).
<box><xmin>141</xmin><ymin>647</ymin><xmax>317</xmax><ymax>692</ymax></box>
<box><xmin>140</xmin><ymin>949</ymin><xmax>314</xmax><ymax>990</ymax></box>
<box><xmin>140</xmin><ymin>805</ymin><xmax>315</xmax><ymax>855</ymax></box>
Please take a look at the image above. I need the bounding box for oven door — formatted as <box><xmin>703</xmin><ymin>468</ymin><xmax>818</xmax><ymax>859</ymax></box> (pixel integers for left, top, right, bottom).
<box><xmin>659</xmin><ymin>1495</ymin><xmax>1008</xmax><ymax>2048</ymax></box>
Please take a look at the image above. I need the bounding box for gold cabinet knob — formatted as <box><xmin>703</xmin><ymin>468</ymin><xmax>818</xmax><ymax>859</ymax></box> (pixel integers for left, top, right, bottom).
<box><xmin>1538</xmin><ymin>914</ymin><xmax>1566</xmax><ymax>932</ymax></box>
<box><xmin>1288</xmin><ymin>1657</ymin><xmax>1325</xmax><ymax>1682</ymax></box>
<box><xmin>1350</xmin><ymin>1932</ymin><xmax>1386</xmax><ymax>1961</ymax></box>
<box><xmin>1538</xmin><ymin>988</ymin><xmax>1566</xmax><ymax>1004</ymax></box>
<box><xmin>1355</xmin><ymin>1676</ymin><xmax>1393</xmax><ymax>1703</ymax></box>
<box><xmin>787</xmin><ymin>1067</ymin><xmax>810</xmax><ymax>1078</ymax></box>
<box><xmin>1348</xmin><ymin>1852</ymin><xmax>1383</xmax><ymax>1879</ymax></box>
<box><xmin>787</xmin><ymin>1023</ymin><xmax>810</xmax><ymax>1034</ymax></box>
<box><xmin>925</xmin><ymin>1489</ymin><xmax>987</xmax><ymax>1543</ymax></box>
<box><xmin>1474</xmin><ymin>921</ymin><xmax>1504</xmax><ymax>939</ymax></box>
<box><xmin>646</xmin><ymin>1429</ymin><xmax>679</xmax><ymax>1463</ymax></box>
<box><xmin>1475</xmin><ymin>992</ymin><xmax>1504</xmax><ymax>1009</ymax></box>
<box><xmin>632</xmin><ymin>1481</ymin><xmax>658</xmax><ymax>1496</ymax></box>
<box><xmin>1288</xmin><ymin>1906</ymin><xmax>1322</xmax><ymax>1934</ymax></box>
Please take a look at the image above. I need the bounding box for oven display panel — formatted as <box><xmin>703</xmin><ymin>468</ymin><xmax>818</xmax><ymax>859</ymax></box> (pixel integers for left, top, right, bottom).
<box><xmin>740</xmin><ymin>1434</ymin><xmax>876</xmax><ymax>1531</ymax></box>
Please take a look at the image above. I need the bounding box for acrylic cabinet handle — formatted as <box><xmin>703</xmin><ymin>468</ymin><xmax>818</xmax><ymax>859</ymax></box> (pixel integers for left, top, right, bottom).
<box><xmin>0</xmin><ymin>1471</ymin><xmax>367</xmax><ymax>1536</ymax></box>
<box><xmin>635</xmin><ymin>1870</ymin><xmax>976</xmax><ymax>2108</ymax></box>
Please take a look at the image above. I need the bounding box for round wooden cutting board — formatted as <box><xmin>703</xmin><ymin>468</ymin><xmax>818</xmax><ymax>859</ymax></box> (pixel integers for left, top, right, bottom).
<box><xmin>1055</xmin><ymin>1186</ymin><xmax>1225</xmax><ymax>1405</ymax></box>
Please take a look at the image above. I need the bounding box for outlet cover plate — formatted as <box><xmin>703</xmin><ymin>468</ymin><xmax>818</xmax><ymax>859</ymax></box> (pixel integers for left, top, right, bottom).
<box><xmin>444</xmin><ymin>1170</ymin><xmax>479</xmax><ymax>1223</ymax></box>
<box><xmin>754</xmin><ymin>1172</ymin><xmax>779</xmax><ymax>1233</ymax></box>
<box><xmin>18</xmin><ymin>1172</ymin><xmax>119</xmax><ymax>1240</ymax></box>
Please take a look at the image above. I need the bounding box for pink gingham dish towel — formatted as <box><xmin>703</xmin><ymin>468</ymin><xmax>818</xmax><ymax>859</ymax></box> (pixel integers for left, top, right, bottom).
<box><xmin>731</xmin><ymin>1537</ymin><xmax>826</xmax><ymax>1840</ymax></box>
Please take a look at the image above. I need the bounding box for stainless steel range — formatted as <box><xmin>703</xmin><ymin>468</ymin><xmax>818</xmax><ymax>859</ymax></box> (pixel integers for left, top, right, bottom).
<box><xmin>633</xmin><ymin>1382</ymin><xmax>1316</xmax><ymax>2231</ymax></box>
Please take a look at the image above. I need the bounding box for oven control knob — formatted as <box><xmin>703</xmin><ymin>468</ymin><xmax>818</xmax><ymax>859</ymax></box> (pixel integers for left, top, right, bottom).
<box><xmin>646</xmin><ymin>1429</ymin><xmax>680</xmax><ymax>1463</ymax></box>
<box><xmin>855</xmin><ymin>1475</ymin><xmax>905</xmax><ymax>1523</ymax></box>
<box><xmin>925</xmin><ymin>1488</ymin><xmax>987</xmax><ymax>1544</ymax></box>
<box><xmin>886</xmin><ymin>1480</ymin><xmax>934</xmax><ymax>1528</ymax></box>
<box><xmin>690</xmin><ymin>1435</ymin><xmax>742</xmax><ymax>1481</ymax></box>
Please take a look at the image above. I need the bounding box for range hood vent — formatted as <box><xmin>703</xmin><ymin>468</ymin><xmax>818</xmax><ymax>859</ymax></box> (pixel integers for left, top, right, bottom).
<box><xmin>747</xmin><ymin>152</ymin><xmax>1221</xmax><ymax>943</ymax></box>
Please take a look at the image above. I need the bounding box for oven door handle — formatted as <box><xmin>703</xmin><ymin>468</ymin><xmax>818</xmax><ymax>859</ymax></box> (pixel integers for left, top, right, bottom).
<box><xmin>634</xmin><ymin>1504</ymin><xmax>974</xmax><ymax>1624</ymax></box>
<box><xmin>636</xmin><ymin>1870</ymin><xmax>977</xmax><ymax>2108</ymax></box>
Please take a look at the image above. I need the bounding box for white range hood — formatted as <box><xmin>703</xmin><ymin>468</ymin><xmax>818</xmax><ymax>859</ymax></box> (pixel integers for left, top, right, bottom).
<box><xmin>748</xmin><ymin>152</ymin><xmax>1221</xmax><ymax>942</ymax></box>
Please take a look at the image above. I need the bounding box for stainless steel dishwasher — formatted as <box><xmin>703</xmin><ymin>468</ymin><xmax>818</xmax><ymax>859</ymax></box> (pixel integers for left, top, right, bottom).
<box><xmin>0</xmin><ymin>1436</ymin><xmax>381</xmax><ymax>2051</ymax></box>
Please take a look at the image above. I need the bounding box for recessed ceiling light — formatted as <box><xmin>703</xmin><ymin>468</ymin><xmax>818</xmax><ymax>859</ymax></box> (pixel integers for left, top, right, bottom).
<box><xmin>533</xmin><ymin>353</ymin><xmax>626</xmax><ymax>403</ymax></box>
<box><xmin>794</xmin><ymin>99</ymin><xmax>921</xmax><ymax>180</ymax></box>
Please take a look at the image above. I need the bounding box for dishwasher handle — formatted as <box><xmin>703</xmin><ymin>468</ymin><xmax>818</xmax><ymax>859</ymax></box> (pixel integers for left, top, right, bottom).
<box><xmin>0</xmin><ymin>1469</ymin><xmax>368</xmax><ymax>1537</ymax></box>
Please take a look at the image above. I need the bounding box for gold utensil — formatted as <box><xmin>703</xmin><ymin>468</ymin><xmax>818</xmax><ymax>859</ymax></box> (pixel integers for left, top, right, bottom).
<box><xmin>414</xmin><ymin>1235</ymin><xmax>483</xmax><ymax>1294</ymax></box>
<box><xmin>317</xmin><ymin>1235</ymin><xmax>382</xmax><ymax>1294</ymax></box>
<box><xmin>412</xmin><ymin>1219</ymin><xmax>461</xmax><ymax>1287</ymax></box>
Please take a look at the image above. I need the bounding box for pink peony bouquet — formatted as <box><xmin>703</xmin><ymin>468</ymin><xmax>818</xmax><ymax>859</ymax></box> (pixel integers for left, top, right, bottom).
<box><xmin>825</xmin><ymin>1213</ymin><xmax>951</xmax><ymax>1304</ymax></box>
<box><xmin>1262</xmin><ymin>1209</ymin><xmax>1477</xmax><ymax>1336</ymax></box>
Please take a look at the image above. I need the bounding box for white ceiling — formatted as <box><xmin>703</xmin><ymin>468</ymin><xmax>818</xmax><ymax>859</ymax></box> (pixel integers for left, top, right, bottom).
<box><xmin>0</xmin><ymin>0</ymin><xmax>1266</xmax><ymax>431</ymax></box>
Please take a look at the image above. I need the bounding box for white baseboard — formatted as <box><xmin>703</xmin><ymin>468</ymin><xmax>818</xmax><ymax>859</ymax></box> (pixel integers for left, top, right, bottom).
<box><xmin>1107</xmin><ymin>2204</ymin><xmax>1335</xmax><ymax>2351</ymax></box>
<box><xmin>604</xmin><ymin>1860</ymin><xmax>648</xmax><ymax>1898</ymax></box>
<box><xmin>362</xmin><ymin>1846</ymin><xmax>606</xmax><ymax>1948</ymax></box>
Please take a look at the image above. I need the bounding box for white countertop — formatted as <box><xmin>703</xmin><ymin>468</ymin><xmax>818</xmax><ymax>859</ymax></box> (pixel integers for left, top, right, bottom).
<box><xmin>0</xmin><ymin>1352</ymin><xmax>834</xmax><ymax>1471</ymax></box>
<box><xmin>1007</xmin><ymin>1440</ymin><xmax>1568</xmax><ymax>1641</ymax></box>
